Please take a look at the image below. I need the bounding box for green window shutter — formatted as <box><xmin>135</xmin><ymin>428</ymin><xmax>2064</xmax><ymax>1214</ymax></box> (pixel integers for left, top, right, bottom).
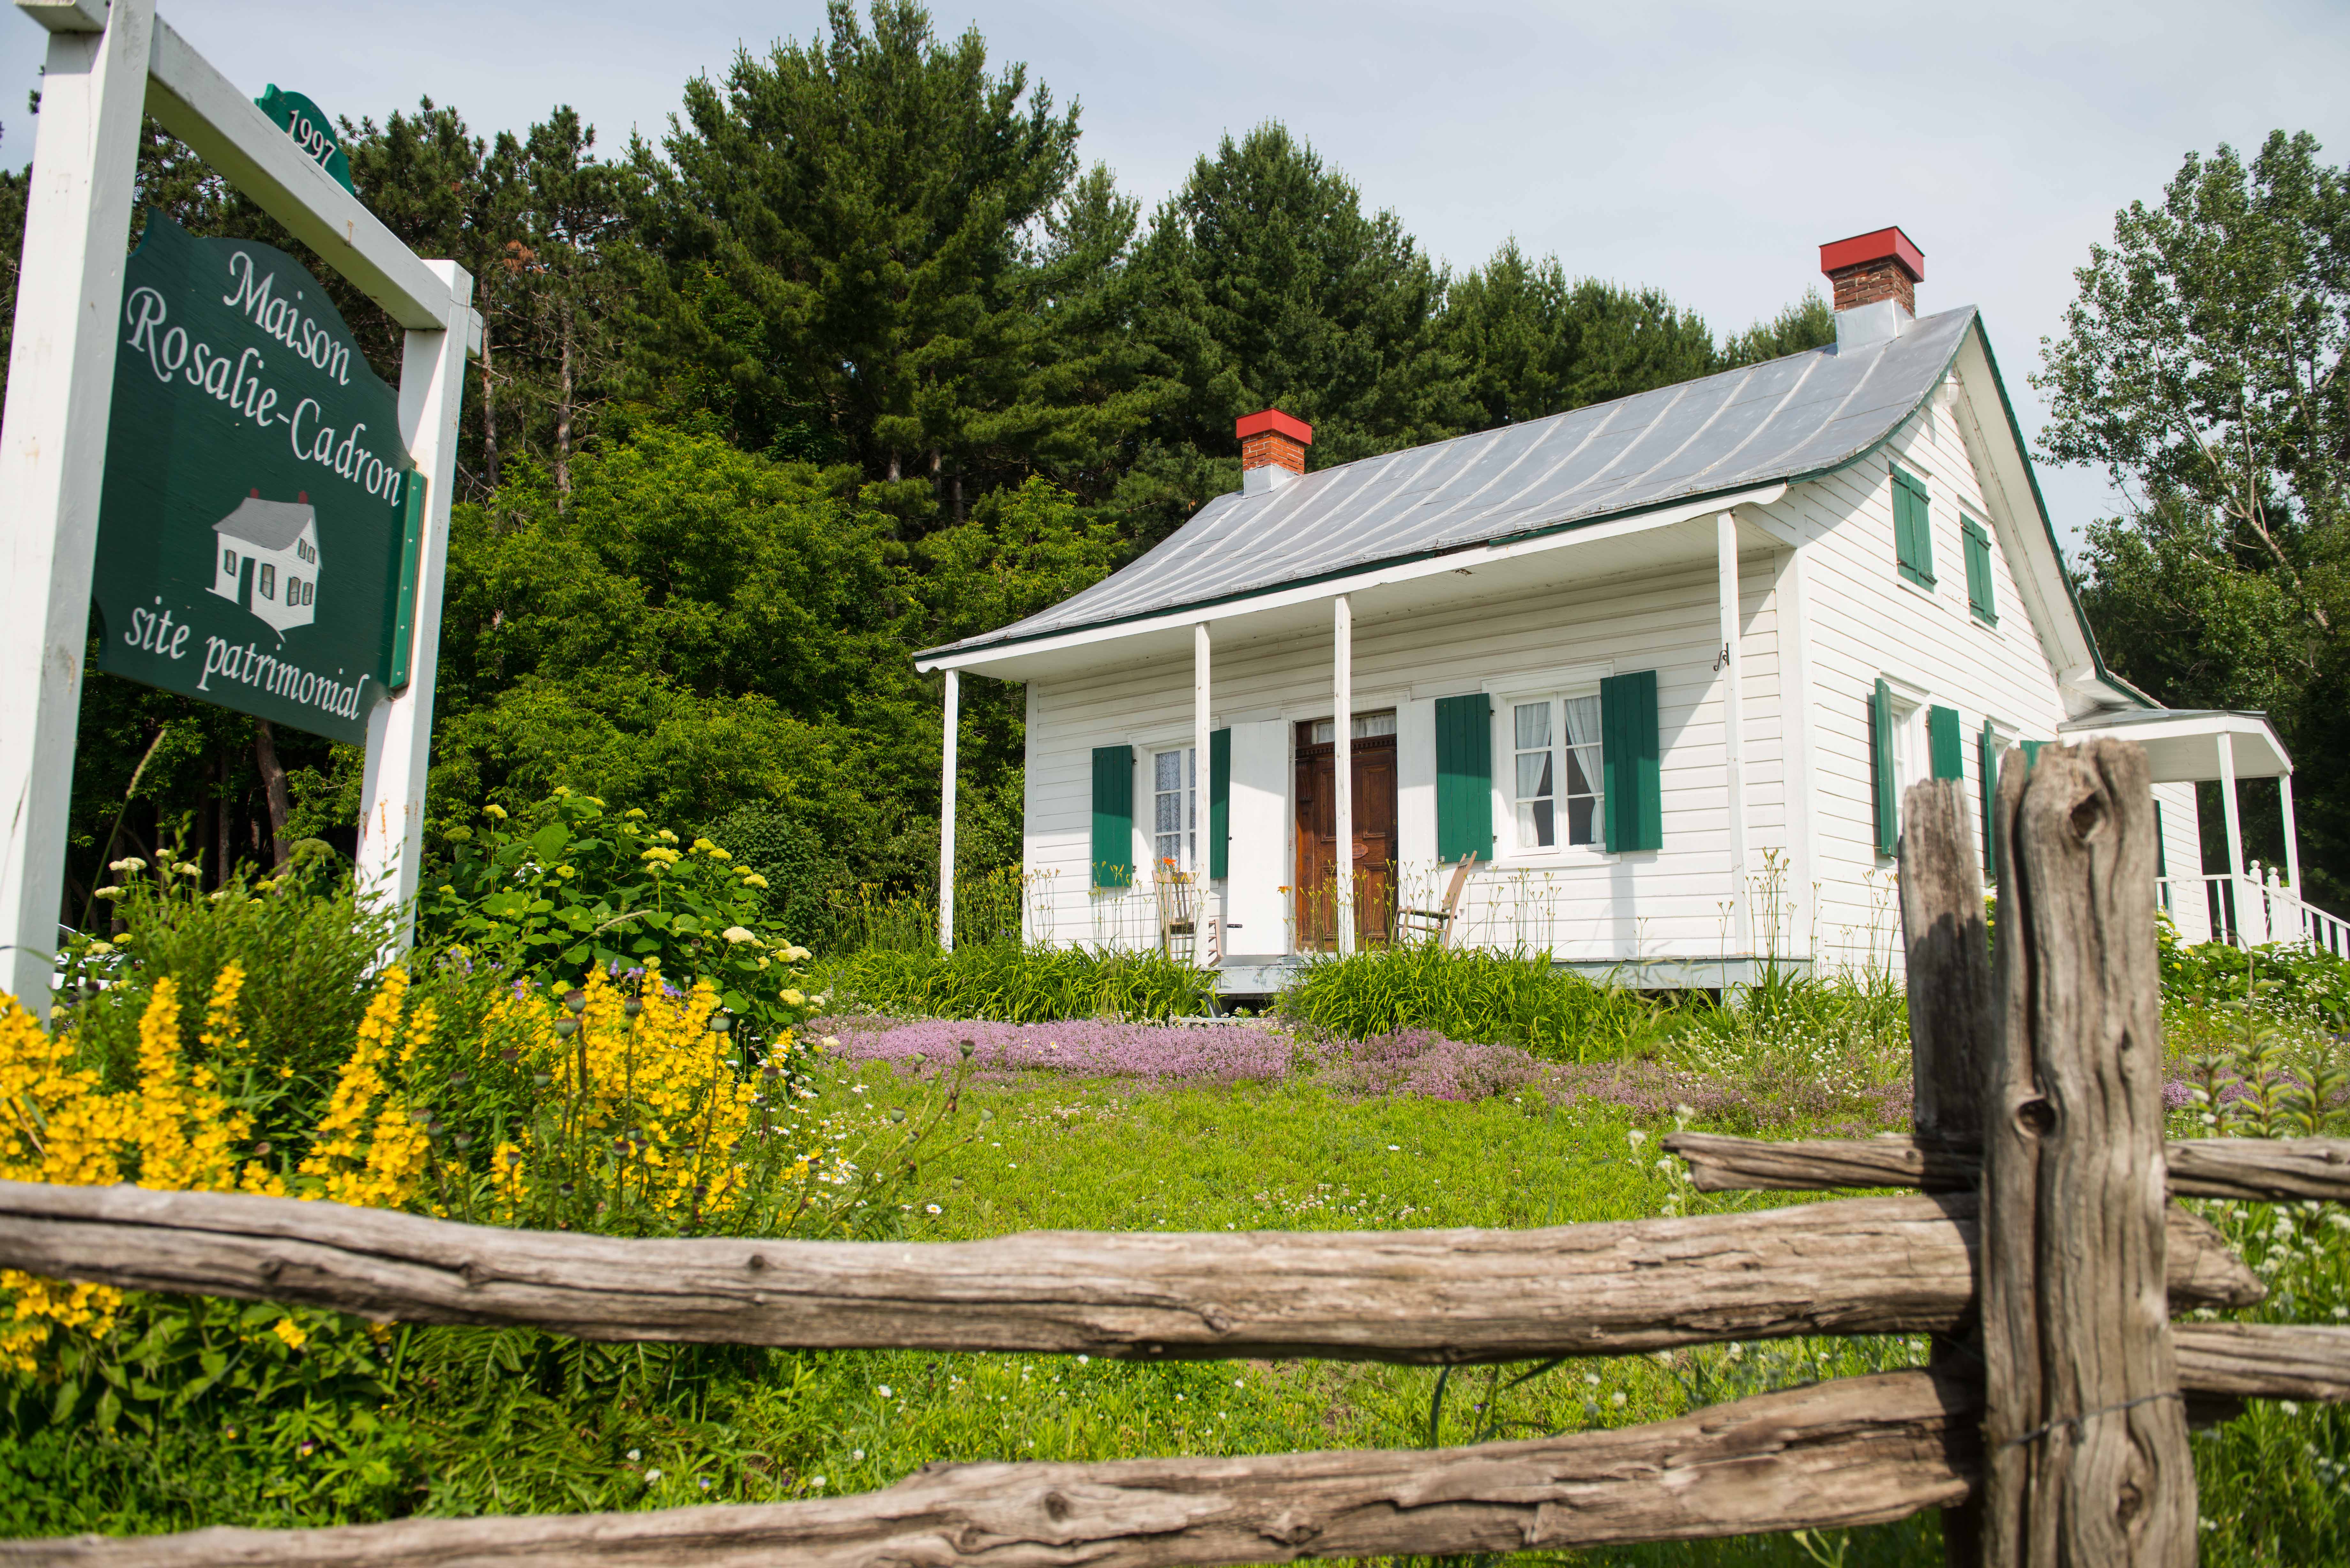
<box><xmin>1870</xmin><ymin>679</ymin><xmax>1898</xmax><ymax>856</ymax></box>
<box><xmin>1978</xmin><ymin>719</ymin><xmax>2000</xmax><ymax>882</ymax></box>
<box><xmin>2020</xmin><ymin>739</ymin><xmax>2046</xmax><ymax>773</ymax></box>
<box><xmin>1208</xmin><ymin>728</ymin><xmax>1231</xmax><ymax>880</ymax></box>
<box><xmin>1090</xmin><ymin>745</ymin><xmax>1133</xmax><ymax>889</ymax></box>
<box><xmin>1962</xmin><ymin>518</ymin><xmax>1997</xmax><ymax>624</ymax></box>
<box><xmin>1434</xmin><ymin>694</ymin><xmax>1494</xmax><ymax>863</ymax></box>
<box><xmin>1600</xmin><ymin>669</ymin><xmax>1663</xmax><ymax>853</ymax></box>
<box><xmin>1927</xmin><ymin>705</ymin><xmax>1962</xmax><ymax>781</ymax></box>
<box><xmin>1893</xmin><ymin>467</ymin><xmax>1935</xmax><ymax>588</ymax></box>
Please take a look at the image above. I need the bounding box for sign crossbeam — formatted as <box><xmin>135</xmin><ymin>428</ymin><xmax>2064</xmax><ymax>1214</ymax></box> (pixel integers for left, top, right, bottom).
<box><xmin>1</xmin><ymin>0</ymin><xmax>476</xmax><ymax>1009</ymax></box>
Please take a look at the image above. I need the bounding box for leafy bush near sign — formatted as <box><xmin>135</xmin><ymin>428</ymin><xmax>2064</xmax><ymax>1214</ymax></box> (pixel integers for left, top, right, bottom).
<box><xmin>418</xmin><ymin>788</ymin><xmax>818</xmax><ymax>1061</ymax></box>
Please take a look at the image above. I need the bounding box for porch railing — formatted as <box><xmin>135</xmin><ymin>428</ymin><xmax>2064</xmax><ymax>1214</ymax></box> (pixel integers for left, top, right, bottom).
<box><xmin>2159</xmin><ymin>868</ymin><xmax>2350</xmax><ymax>956</ymax></box>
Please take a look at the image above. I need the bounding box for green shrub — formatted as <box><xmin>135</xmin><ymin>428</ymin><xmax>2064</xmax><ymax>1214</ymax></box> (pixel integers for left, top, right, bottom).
<box><xmin>824</xmin><ymin>944</ymin><xmax>1214</xmax><ymax>1022</ymax></box>
<box><xmin>420</xmin><ymin>788</ymin><xmax>813</xmax><ymax>1056</ymax></box>
<box><xmin>1276</xmin><ymin>945</ymin><xmax>1664</xmax><ymax>1060</ymax></box>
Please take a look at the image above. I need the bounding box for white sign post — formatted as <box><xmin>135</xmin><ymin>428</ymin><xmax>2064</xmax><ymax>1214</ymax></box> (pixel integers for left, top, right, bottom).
<box><xmin>0</xmin><ymin>0</ymin><xmax>477</xmax><ymax>1011</ymax></box>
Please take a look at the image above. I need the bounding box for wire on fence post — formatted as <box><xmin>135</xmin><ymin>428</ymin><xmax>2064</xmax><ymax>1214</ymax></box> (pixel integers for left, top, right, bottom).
<box><xmin>1980</xmin><ymin>738</ymin><xmax>2193</xmax><ymax>1566</ymax></box>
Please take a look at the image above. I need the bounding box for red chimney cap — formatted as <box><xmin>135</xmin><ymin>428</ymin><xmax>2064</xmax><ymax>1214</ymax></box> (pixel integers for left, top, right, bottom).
<box><xmin>1819</xmin><ymin>227</ymin><xmax>1924</xmax><ymax>284</ymax></box>
<box><xmin>1235</xmin><ymin>408</ymin><xmax>1313</xmax><ymax>445</ymax></box>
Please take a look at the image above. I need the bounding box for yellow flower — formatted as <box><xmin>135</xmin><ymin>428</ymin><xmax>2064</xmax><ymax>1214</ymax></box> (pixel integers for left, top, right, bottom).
<box><xmin>625</xmin><ymin>808</ymin><xmax>647</xmax><ymax>819</ymax></box>
<box><xmin>553</xmin><ymin>786</ymin><xmax>572</xmax><ymax>797</ymax></box>
<box><xmin>271</xmin><ymin>1318</ymin><xmax>308</xmax><ymax>1351</ymax></box>
<box><xmin>641</xmin><ymin>847</ymin><xmax>681</xmax><ymax>865</ymax></box>
<box><xmin>721</xmin><ymin>927</ymin><xmax>762</xmax><ymax>946</ymax></box>
<box><xmin>780</xmin><ymin>989</ymin><xmax>805</xmax><ymax>1008</ymax></box>
<box><xmin>691</xmin><ymin>838</ymin><xmax>716</xmax><ymax>854</ymax></box>
<box><xmin>655</xmin><ymin>829</ymin><xmax>679</xmax><ymax>844</ymax></box>
<box><xmin>740</xmin><ymin>873</ymin><xmax>769</xmax><ymax>890</ymax></box>
<box><xmin>484</xmin><ymin>804</ymin><xmax>508</xmax><ymax>820</ymax></box>
<box><xmin>556</xmin><ymin>865</ymin><xmax>577</xmax><ymax>878</ymax></box>
<box><xmin>781</xmin><ymin>945</ymin><xmax>811</xmax><ymax>963</ymax></box>
<box><xmin>708</xmin><ymin>848</ymin><xmax>732</xmax><ymax>862</ymax></box>
<box><xmin>84</xmin><ymin>940</ymin><xmax>115</xmax><ymax>956</ymax></box>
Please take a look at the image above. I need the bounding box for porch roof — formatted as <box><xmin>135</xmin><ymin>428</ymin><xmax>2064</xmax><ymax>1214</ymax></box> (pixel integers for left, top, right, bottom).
<box><xmin>921</xmin><ymin>305</ymin><xmax>1979</xmax><ymax>667</ymax></box>
<box><xmin>2055</xmin><ymin>708</ymin><xmax>2292</xmax><ymax>782</ymax></box>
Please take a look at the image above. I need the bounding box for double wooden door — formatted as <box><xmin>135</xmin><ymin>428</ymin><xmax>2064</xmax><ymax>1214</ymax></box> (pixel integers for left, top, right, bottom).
<box><xmin>1294</xmin><ymin>720</ymin><xmax>1398</xmax><ymax>950</ymax></box>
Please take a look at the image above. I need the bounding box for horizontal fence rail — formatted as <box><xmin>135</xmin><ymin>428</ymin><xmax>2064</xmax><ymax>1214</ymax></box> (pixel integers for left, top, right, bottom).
<box><xmin>0</xmin><ymin>1370</ymin><xmax>1990</xmax><ymax>1568</ymax></box>
<box><xmin>1664</xmin><ymin>1133</ymin><xmax>2350</xmax><ymax>1205</ymax></box>
<box><xmin>0</xmin><ymin>1180</ymin><xmax>2264</xmax><ymax>1365</ymax></box>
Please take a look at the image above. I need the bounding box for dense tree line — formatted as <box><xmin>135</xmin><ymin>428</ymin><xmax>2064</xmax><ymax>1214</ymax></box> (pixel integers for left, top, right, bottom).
<box><xmin>9</xmin><ymin>1</ymin><xmax>1915</xmax><ymax>925</ymax></box>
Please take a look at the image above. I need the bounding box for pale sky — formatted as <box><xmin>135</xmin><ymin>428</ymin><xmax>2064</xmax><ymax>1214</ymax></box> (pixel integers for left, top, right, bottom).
<box><xmin>10</xmin><ymin>0</ymin><xmax>2350</xmax><ymax>546</ymax></box>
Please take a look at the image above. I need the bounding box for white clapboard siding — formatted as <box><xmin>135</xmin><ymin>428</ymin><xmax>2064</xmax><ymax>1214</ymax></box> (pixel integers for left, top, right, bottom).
<box><xmin>2153</xmin><ymin>780</ymin><xmax>2211</xmax><ymax>944</ymax></box>
<box><xmin>1780</xmin><ymin>363</ymin><xmax>2075</xmax><ymax>972</ymax></box>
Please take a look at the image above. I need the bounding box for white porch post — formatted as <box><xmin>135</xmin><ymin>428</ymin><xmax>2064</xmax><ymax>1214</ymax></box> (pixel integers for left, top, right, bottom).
<box><xmin>2218</xmin><ymin>732</ymin><xmax>2245</xmax><ymax>944</ymax></box>
<box><xmin>355</xmin><ymin>266</ymin><xmax>474</xmax><ymax>950</ymax></box>
<box><xmin>1194</xmin><ymin>622</ymin><xmax>1216</xmax><ymax>962</ymax></box>
<box><xmin>0</xmin><ymin>0</ymin><xmax>154</xmax><ymax>1012</ymax></box>
<box><xmin>1334</xmin><ymin>594</ymin><xmax>1355</xmax><ymax>957</ymax></box>
<box><xmin>2281</xmin><ymin>772</ymin><xmax>2303</xmax><ymax>942</ymax></box>
<box><xmin>1717</xmin><ymin>512</ymin><xmax>1751</xmax><ymax>954</ymax></box>
<box><xmin>936</xmin><ymin>668</ymin><xmax>958</xmax><ymax>951</ymax></box>
<box><xmin>2281</xmin><ymin>774</ymin><xmax>2302</xmax><ymax>893</ymax></box>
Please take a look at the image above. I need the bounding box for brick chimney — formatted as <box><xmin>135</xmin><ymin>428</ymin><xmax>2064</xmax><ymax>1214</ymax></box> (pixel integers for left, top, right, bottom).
<box><xmin>1237</xmin><ymin>408</ymin><xmax>1313</xmax><ymax>496</ymax></box>
<box><xmin>1819</xmin><ymin>226</ymin><xmax>1924</xmax><ymax>353</ymax></box>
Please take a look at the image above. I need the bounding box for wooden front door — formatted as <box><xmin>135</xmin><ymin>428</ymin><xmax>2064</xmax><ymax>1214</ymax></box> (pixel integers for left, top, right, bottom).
<box><xmin>1294</xmin><ymin>718</ymin><xmax>1399</xmax><ymax>950</ymax></box>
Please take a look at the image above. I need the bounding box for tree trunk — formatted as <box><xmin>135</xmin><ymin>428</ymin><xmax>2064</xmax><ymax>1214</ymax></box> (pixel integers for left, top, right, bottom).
<box><xmin>953</xmin><ymin>466</ymin><xmax>964</xmax><ymax>524</ymax></box>
<box><xmin>480</xmin><ymin>316</ymin><xmax>500</xmax><ymax>492</ymax></box>
<box><xmin>253</xmin><ymin>721</ymin><xmax>292</xmax><ymax>870</ymax></box>
<box><xmin>215</xmin><ymin>750</ymin><xmax>233</xmax><ymax>889</ymax></box>
<box><xmin>554</xmin><ymin>296</ymin><xmax>575</xmax><ymax>510</ymax></box>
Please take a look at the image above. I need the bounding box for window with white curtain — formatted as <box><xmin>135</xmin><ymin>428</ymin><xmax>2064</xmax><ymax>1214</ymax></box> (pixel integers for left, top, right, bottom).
<box><xmin>1153</xmin><ymin>746</ymin><xmax>1195</xmax><ymax>872</ymax></box>
<box><xmin>1509</xmin><ymin>695</ymin><xmax>1603</xmax><ymax>850</ymax></box>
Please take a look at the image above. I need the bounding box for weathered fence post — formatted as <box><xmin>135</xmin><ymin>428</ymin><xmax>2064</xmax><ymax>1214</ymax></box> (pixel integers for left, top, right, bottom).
<box><xmin>1901</xmin><ymin>776</ymin><xmax>1996</xmax><ymax>1144</ymax></box>
<box><xmin>1981</xmin><ymin>738</ymin><xmax>2192</xmax><ymax>1564</ymax></box>
<box><xmin>1899</xmin><ymin>776</ymin><xmax>1997</xmax><ymax>1564</ymax></box>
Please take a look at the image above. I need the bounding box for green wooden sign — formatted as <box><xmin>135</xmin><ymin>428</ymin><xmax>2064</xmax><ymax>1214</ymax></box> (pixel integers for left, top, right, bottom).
<box><xmin>255</xmin><ymin>85</ymin><xmax>356</xmax><ymax>195</ymax></box>
<box><xmin>91</xmin><ymin>214</ymin><xmax>422</xmax><ymax>746</ymax></box>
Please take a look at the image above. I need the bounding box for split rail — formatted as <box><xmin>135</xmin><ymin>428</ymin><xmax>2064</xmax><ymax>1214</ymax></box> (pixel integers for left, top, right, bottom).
<box><xmin>2</xmin><ymin>738</ymin><xmax>2347</xmax><ymax>1565</ymax></box>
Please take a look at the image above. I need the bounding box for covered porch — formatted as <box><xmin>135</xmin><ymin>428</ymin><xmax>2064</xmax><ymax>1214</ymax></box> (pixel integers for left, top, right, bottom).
<box><xmin>920</xmin><ymin>486</ymin><xmax>1798</xmax><ymax>982</ymax></box>
<box><xmin>2058</xmin><ymin>707</ymin><xmax>2342</xmax><ymax>954</ymax></box>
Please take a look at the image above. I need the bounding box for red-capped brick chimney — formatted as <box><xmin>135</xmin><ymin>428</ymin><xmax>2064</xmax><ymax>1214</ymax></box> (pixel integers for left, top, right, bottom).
<box><xmin>1237</xmin><ymin>408</ymin><xmax>1312</xmax><ymax>496</ymax></box>
<box><xmin>1820</xmin><ymin>227</ymin><xmax>1924</xmax><ymax>352</ymax></box>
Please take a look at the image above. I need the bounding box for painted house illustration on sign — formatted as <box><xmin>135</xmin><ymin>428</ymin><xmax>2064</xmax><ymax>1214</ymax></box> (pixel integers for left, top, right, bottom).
<box><xmin>917</xmin><ymin>225</ymin><xmax>2350</xmax><ymax>992</ymax></box>
<box><xmin>210</xmin><ymin>489</ymin><xmax>320</xmax><ymax>637</ymax></box>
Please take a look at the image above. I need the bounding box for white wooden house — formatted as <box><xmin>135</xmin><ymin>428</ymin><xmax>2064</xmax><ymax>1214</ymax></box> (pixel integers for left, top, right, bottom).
<box><xmin>917</xmin><ymin>228</ymin><xmax>2341</xmax><ymax>988</ymax></box>
<box><xmin>209</xmin><ymin>488</ymin><xmax>320</xmax><ymax>637</ymax></box>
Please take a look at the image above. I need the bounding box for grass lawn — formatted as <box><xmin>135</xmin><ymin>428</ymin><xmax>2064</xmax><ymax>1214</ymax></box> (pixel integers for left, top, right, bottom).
<box><xmin>4</xmin><ymin>1050</ymin><xmax>2344</xmax><ymax>1565</ymax></box>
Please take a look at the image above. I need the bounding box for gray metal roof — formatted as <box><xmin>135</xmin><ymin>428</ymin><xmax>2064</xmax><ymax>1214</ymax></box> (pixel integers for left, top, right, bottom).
<box><xmin>214</xmin><ymin>495</ymin><xmax>316</xmax><ymax>552</ymax></box>
<box><xmin>929</xmin><ymin>305</ymin><xmax>1978</xmax><ymax>659</ymax></box>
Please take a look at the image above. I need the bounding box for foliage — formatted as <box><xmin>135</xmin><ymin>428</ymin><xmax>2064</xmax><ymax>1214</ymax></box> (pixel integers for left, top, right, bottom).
<box><xmin>419</xmin><ymin>787</ymin><xmax>819</xmax><ymax>1058</ymax></box>
<box><xmin>1668</xmin><ymin>962</ymin><xmax>1915</xmax><ymax>1131</ymax></box>
<box><xmin>2046</xmin><ymin>131</ymin><xmax>2350</xmax><ymax>905</ymax></box>
<box><xmin>1118</xmin><ymin>120</ymin><xmax>1468</xmax><ymax>544</ymax></box>
<box><xmin>1443</xmin><ymin>240</ymin><xmax>1723</xmax><ymax>429</ymax></box>
<box><xmin>1718</xmin><ymin>289</ymin><xmax>1838</xmax><ymax>367</ymax></box>
<box><xmin>1276</xmin><ymin>943</ymin><xmax>1666</xmax><ymax>1062</ymax></box>
<box><xmin>627</xmin><ymin>0</ymin><xmax>1153</xmax><ymax>498</ymax></box>
<box><xmin>824</xmin><ymin>943</ymin><xmax>1214</xmax><ymax>1023</ymax></box>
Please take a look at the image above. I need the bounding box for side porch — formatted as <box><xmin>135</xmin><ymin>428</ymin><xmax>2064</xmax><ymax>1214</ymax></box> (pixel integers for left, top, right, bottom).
<box><xmin>2062</xmin><ymin>708</ymin><xmax>2345</xmax><ymax>956</ymax></box>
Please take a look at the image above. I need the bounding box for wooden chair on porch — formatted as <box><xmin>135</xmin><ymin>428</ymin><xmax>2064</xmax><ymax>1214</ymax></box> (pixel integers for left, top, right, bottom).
<box><xmin>1155</xmin><ymin>861</ymin><xmax>1205</xmax><ymax>965</ymax></box>
<box><xmin>1395</xmin><ymin>853</ymin><xmax>1478</xmax><ymax>949</ymax></box>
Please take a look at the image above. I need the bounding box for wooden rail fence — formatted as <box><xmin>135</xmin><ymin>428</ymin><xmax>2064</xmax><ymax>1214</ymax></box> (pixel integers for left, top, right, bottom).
<box><xmin>0</xmin><ymin>737</ymin><xmax>2341</xmax><ymax>1566</ymax></box>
